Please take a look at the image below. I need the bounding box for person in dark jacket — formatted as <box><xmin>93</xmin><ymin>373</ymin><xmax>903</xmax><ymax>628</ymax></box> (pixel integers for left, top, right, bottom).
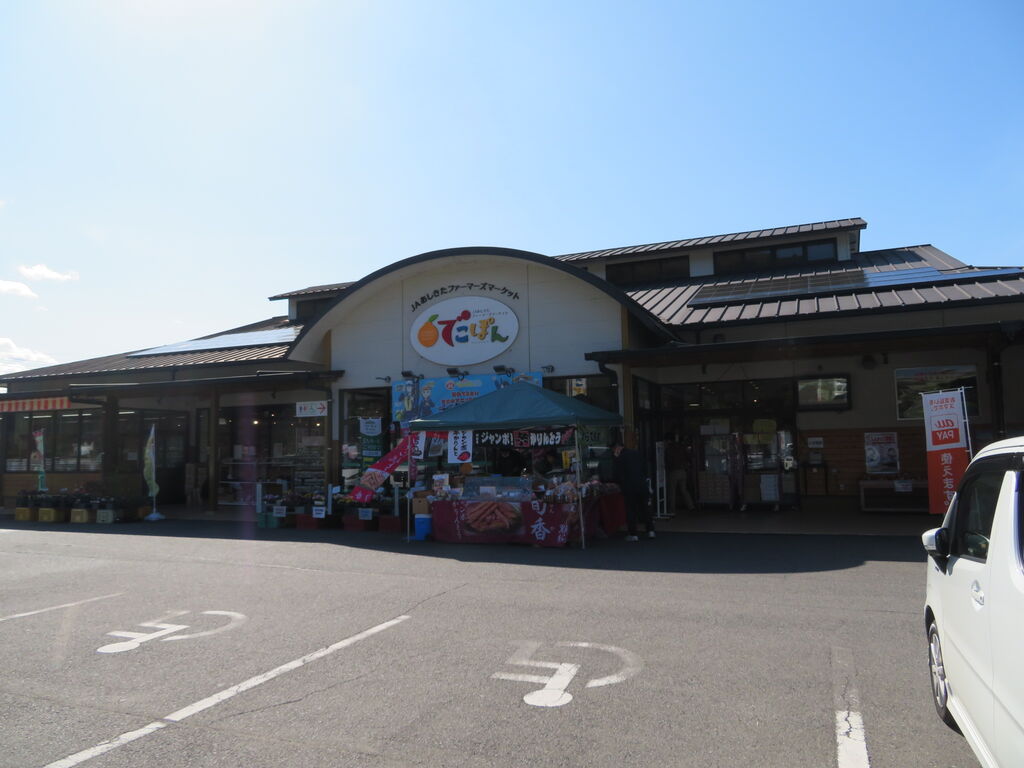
<box><xmin>611</xmin><ymin>438</ymin><xmax>653</xmax><ymax>541</ymax></box>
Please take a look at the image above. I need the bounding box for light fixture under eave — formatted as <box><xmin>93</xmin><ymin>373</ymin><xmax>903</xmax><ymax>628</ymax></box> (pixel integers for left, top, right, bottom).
<box><xmin>493</xmin><ymin>365</ymin><xmax>515</xmax><ymax>376</ymax></box>
<box><xmin>401</xmin><ymin>370</ymin><xmax>423</xmax><ymax>380</ymax></box>
<box><xmin>447</xmin><ymin>367</ymin><xmax>469</xmax><ymax>378</ymax></box>
<box><xmin>376</xmin><ymin>375</ymin><xmax>392</xmax><ymax>384</ymax></box>
<box><xmin>540</xmin><ymin>365</ymin><xmax>555</xmax><ymax>373</ymax></box>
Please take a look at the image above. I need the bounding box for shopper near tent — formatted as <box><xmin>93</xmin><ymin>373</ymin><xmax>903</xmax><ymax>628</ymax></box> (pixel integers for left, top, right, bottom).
<box><xmin>611</xmin><ymin>438</ymin><xmax>652</xmax><ymax>541</ymax></box>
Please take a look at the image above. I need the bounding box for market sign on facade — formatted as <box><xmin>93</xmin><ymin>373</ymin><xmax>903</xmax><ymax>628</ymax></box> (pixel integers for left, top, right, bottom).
<box><xmin>410</xmin><ymin>296</ymin><xmax>519</xmax><ymax>365</ymax></box>
<box><xmin>0</xmin><ymin>397</ymin><xmax>72</xmax><ymax>413</ymax></box>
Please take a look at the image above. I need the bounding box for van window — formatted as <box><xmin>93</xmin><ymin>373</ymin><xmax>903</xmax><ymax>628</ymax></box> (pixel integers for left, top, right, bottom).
<box><xmin>951</xmin><ymin>470</ymin><xmax>1005</xmax><ymax>561</ymax></box>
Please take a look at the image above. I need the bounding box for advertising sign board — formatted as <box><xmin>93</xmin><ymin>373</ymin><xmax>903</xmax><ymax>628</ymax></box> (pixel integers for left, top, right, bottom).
<box><xmin>921</xmin><ymin>389</ymin><xmax>972</xmax><ymax>515</ymax></box>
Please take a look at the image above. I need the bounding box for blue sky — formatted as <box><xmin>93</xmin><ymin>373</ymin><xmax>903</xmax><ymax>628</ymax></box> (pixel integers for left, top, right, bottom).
<box><xmin>1</xmin><ymin>0</ymin><xmax>1022</xmax><ymax>374</ymax></box>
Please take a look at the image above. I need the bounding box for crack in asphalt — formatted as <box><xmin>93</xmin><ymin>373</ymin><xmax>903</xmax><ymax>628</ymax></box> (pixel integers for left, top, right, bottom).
<box><xmin>208</xmin><ymin>670</ymin><xmax>375</xmax><ymax>723</ymax></box>
<box><xmin>404</xmin><ymin>582</ymin><xmax>469</xmax><ymax>613</ymax></box>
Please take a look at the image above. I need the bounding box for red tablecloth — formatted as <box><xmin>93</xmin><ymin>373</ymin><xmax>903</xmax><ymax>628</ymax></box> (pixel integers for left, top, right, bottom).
<box><xmin>431</xmin><ymin>499</ymin><xmax>601</xmax><ymax>546</ymax></box>
<box><xmin>596</xmin><ymin>493</ymin><xmax>626</xmax><ymax>535</ymax></box>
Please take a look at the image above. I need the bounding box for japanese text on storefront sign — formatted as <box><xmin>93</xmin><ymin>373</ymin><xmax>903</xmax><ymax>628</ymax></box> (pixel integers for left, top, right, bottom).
<box><xmin>475</xmin><ymin>428</ymin><xmax>576</xmax><ymax>448</ymax></box>
<box><xmin>409</xmin><ymin>283</ymin><xmax>521</xmax><ymax>313</ymax></box>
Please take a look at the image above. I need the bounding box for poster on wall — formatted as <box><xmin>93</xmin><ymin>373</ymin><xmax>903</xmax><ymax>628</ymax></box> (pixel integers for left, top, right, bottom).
<box><xmin>922</xmin><ymin>389</ymin><xmax>972</xmax><ymax>515</ymax></box>
<box><xmin>391</xmin><ymin>371</ymin><xmax>543</xmax><ymax>426</ymax></box>
<box><xmin>864</xmin><ymin>432</ymin><xmax>900</xmax><ymax>474</ymax></box>
<box><xmin>358</xmin><ymin>417</ymin><xmax>383</xmax><ymax>466</ymax></box>
<box><xmin>895</xmin><ymin>366</ymin><xmax>978</xmax><ymax>420</ymax></box>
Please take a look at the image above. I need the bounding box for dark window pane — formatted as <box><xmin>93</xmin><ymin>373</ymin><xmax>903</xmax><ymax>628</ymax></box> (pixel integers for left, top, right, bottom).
<box><xmin>118</xmin><ymin>411</ymin><xmax>140</xmax><ymax>469</ymax></box>
<box><xmin>660</xmin><ymin>256</ymin><xmax>691</xmax><ymax>281</ymax></box>
<box><xmin>629</xmin><ymin>260</ymin><xmax>662</xmax><ymax>283</ymax></box>
<box><xmin>5</xmin><ymin>413</ymin><xmax>31</xmax><ymax>471</ymax></box>
<box><xmin>701</xmin><ymin>381</ymin><xmax>743</xmax><ymax>410</ymax></box>
<box><xmin>775</xmin><ymin>245</ymin><xmax>803</xmax><ymax>262</ymax></box>
<box><xmin>713</xmin><ymin>251</ymin><xmax>745</xmax><ymax>275</ymax></box>
<box><xmin>55</xmin><ymin>412</ymin><xmax>80</xmax><ymax>471</ymax></box>
<box><xmin>745</xmin><ymin>249</ymin><xmax>773</xmax><ymax>270</ymax></box>
<box><xmin>953</xmin><ymin>471</ymin><xmax>1003</xmax><ymax>560</ymax></box>
<box><xmin>806</xmin><ymin>241</ymin><xmax>836</xmax><ymax>261</ymax></box>
<box><xmin>80</xmin><ymin>411</ymin><xmax>102</xmax><ymax>471</ymax></box>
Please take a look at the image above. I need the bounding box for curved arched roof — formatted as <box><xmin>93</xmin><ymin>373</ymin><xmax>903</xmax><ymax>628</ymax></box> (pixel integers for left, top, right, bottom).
<box><xmin>288</xmin><ymin>246</ymin><xmax>673</xmax><ymax>361</ymax></box>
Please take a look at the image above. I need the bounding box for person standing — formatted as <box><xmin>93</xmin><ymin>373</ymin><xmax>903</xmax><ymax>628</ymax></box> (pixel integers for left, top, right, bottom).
<box><xmin>611</xmin><ymin>438</ymin><xmax>653</xmax><ymax>541</ymax></box>
<box><xmin>664</xmin><ymin>435</ymin><xmax>696</xmax><ymax>514</ymax></box>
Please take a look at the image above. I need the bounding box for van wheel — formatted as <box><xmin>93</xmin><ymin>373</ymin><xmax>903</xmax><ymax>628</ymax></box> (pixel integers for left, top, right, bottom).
<box><xmin>928</xmin><ymin>621</ymin><xmax>960</xmax><ymax>731</ymax></box>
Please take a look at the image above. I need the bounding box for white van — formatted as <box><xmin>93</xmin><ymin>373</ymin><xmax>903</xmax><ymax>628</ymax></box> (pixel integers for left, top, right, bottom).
<box><xmin>922</xmin><ymin>437</ymin><xmax>1024</xmax><ymax>768</ymax></box>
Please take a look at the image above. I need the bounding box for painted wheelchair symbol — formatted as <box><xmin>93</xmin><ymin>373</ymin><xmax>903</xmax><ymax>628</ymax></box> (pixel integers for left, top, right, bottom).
<box><xmin>97</xmin><ymin>610</ymin><xmax>247</xmax><ymax>654</ymax></box>
<box><xmin>491</xmin><ymin>641</ymin><xmax>642</xmax><ymax>707</ymax></box>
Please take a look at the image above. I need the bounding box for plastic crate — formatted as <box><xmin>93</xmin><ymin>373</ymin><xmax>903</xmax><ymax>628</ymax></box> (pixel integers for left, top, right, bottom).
<box><xmin>258</xmin><ymin>512</ymin><xmax>294</xmax><ymax>528</ymax></box>
<box><xmin>38</xmin><ymin>507</ymin><xmax>67</xmax><ymax>523</ymax></box>
<box><xmin>96</xmin><ymin>509</ymin><xmax>120</xmax><ymax>524</ymax></box>
<box><xmin>69</xmin><ymin>508</ymin><xmax>96</xmax><ymax>523</ymax></box>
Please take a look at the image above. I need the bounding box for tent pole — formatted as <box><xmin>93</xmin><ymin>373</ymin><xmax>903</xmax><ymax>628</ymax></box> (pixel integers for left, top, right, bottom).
<box><xmin>405</xmin><ymin>433</ymin><xmax>412</xmax><ymax>543</ymax></box>
<box><xmin>574</xmin><ymin>423</ymin><xmax>586</xmax><ymax>550</ymax></box>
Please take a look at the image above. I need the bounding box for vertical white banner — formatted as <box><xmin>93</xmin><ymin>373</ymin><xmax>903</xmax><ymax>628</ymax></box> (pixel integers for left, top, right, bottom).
<box><xmin>448</xmin><ymin>430</ymin><xmax>473</xmax><ymax>463</ymax></box>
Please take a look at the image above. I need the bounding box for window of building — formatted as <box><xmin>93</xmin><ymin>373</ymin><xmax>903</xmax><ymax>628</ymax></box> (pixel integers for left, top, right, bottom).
<box><xmin>3</xmin><ymin>409</ymin><xmax>105</xmax><ymax>472</ymax></box>
<box><xmin>79</xmin><ymin>411</ymin><xmax>102</xmax><ymax>471</ymax></box>
<box><xmin>604</xmin><ymin>255</ymin><xmax>690</xmax><ymax>287</ymax></box>
<box><xmin>4</xmin><ymin>413</ymin><xmax>32</xmax><ymax>471</ymax></box>
<box><xmin>713</xmin><ymin>239</ymin><xmax>837</xmax><ymax>277</ymax></box>
<box><xmin>295</xmin><ymin>297</ymin><xmax>335</xmax><ymax>321</ymax></box>
<box><xmin>55</xmin><ymin>412</ymin><xmax>81</xmax><ymax>471</ymax></box>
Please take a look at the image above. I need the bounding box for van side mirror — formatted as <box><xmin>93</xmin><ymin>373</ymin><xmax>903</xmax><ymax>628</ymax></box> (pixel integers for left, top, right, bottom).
<box><xmin>922</xmin><ymin>527</ymin><xmax>950</xmax><ymax>567</ymax></box>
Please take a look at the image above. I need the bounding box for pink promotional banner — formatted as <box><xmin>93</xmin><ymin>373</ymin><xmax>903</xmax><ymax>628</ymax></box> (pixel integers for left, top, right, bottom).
<box><xmin>922</xmin><ymin>389</ymin><xmax>972</xmax><ymax>515</ymax></box>
<box><xmin>350</xmin><ymin>431</ymin><xmax>446</xmax><ymax>502</ymax></box>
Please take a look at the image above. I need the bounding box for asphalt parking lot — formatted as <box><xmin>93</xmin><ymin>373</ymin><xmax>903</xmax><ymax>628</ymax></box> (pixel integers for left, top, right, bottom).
<box><xmin>1</xmin><ymin>521</ymin><xmax>980</xmax><ymax>768</ymax></box>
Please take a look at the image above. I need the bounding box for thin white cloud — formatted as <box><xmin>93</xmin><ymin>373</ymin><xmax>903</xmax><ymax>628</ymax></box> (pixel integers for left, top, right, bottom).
<box><xmin>18</xmin><ymin>263</ymin><xmax>80</xmax><ymax>282</ymax></box>
<box><xmin>0</xmin><ymin>280</ymin><xmax>37</xmax><ymax>298</ymax></box>
<box><xmin>0</xmin><ymin>338</ymin><xmax>57</xmax><ymax>375</ymax></box>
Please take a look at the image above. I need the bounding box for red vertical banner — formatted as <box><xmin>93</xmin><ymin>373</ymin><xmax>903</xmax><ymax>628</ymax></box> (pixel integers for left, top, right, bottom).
<box><xmin>922</xmin><ymin>389</ymin><xmax>972</xmax><ymax>515</ymax></box>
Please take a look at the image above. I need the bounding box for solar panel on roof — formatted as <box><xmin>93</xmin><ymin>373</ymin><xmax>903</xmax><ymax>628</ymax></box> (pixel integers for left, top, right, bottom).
<box><xmin>128</xmin><ymin>327</ymin><xmax>300</xmax><ymax>357</ymax></box>
<box><xmin>689</xmin><ymin>267</ymin><xmax>1022</xmax><ymax>307</ymax></box>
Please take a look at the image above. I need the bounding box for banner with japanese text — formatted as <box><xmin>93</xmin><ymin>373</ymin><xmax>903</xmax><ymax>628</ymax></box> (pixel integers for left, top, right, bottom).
<box><xmin>922</xmin><ymin>389</ymin><xmax>972</xmax><ymax>515</ymax></box>
<box><xmin>351</xmin><ymin>431</ymin><xmax>447</xmax><ymax>503</ymax></box>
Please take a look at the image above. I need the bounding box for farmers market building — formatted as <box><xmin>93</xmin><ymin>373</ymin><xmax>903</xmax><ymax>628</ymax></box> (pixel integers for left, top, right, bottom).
<box><xmin>3</xmin><ymin>216</ymin><xmax>1024</xmax><ymax>522</ymax></box>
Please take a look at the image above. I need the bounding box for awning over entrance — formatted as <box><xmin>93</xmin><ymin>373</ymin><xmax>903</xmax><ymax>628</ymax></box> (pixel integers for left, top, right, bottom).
<box><xmin>585</xmin><ymin>322</ymin><xmax>1024</xmax><ymax>367</ymax></box>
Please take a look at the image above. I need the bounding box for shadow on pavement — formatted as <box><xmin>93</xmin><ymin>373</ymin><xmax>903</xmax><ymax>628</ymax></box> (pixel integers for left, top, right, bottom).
<box><xmin>0</xmin><ymin>518</ymin><xmax>928</xmax><ymax>575</ymax></box>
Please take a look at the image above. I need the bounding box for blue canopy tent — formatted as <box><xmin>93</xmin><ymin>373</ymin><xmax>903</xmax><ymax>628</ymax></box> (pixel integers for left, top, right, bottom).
<box><xmin>408</xmin><ymin>381</ymin><xmax>622</xmax><ymax>547</ymax></box>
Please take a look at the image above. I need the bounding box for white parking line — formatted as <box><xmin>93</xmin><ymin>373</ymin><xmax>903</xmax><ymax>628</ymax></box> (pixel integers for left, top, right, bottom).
<box><xmin>831</xmin><ymin>646</ymin><xmax>871</xmax><ymax>768</ymax></box>
<box><xmin>43</xmin><ymin>614</ymin><xmax>411</xmax><ymax>768</ymax></box>
<box><xmin>0</xmin><ymin>593</ymin><xmax>123</xmax><ymax>624</ymax></box>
